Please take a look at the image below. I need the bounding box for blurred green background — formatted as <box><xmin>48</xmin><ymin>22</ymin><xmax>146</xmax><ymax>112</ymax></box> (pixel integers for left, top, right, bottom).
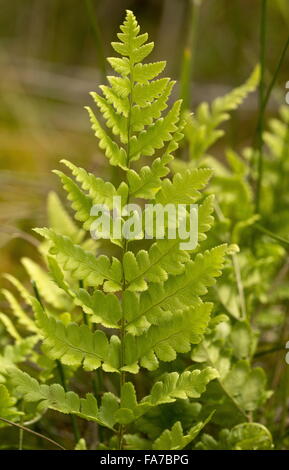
<box><xmin>1</xmin><ymin>0</ymin><xmax>289</xmax><ymax>274</ymax></box>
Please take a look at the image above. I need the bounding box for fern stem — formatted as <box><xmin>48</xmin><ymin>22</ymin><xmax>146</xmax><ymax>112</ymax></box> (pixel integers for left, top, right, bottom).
<box><xmin>180</xmin><ymin>0</ymin><xmax>202</xmax><ymax>110</ymax></box>
<box><xmin>255</xmin><ymin>0</ymin><xmax>267</xmax><ymax>213</ymax></box>
<box><xmin>254</xmin><ymin>344</ymin><xmax>285</xmax><ymax>358</ymax></box>
<box><xmin>231</xmin><ymin>253</ymin><xmax>247</xmax><ymax>320</ymax></box>
<box><xmin>0</xmin><ymin>416</ymin><xmax>66</xmax><ymax>450</ymax></box>
<box><xmin>255</xmin><ymin>3</ymin><xmax>289</xmax><ymax>213</ymax></box>
<box><xmin>32</xmin><ymin>281</ymin><xmax>81</xmax><ymax>445</ymax></box>
<box><xmin>84</xmin><ymin>0</ymin><xmax>106</xmax><ymax>83</ymax></box>
<box><xmin>254</xmin><ymin>223</ymin><xmax>289</xmax><ymax>247</ymax></box>
<box><xmin>260</xmin><ymin>34</ymin><xmax>289</xmax><ymax>116</ymax></box>
<box><xmin>117</xmin><ymin>48</ymin><xmax>135</xmax><ymax>451</ymax></box>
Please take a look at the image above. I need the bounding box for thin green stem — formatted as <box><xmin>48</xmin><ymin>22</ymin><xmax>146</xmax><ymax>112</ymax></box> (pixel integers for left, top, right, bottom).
<box><xmin>254</xmin><ymin>223</ymin><xmax>289</xmax><ymax>247</ymax></box>
<box><xmin>180</xmin><ymin>0</ymin><xmax>202</xmax><ymax>110</ymax></box>
<box><xmin>255</xmin><ymin>3</ymin><xmax>289</xmax><ymax>213</ymax></box>
<box><xmin>231</xmin><ymin>253</ymin><xmax>247</xmax><ymax>320</ymax></box>
<box><xmin>255</xmin><ymin>0</ymin><xmax>267</xmax><ymax>213</ymax></box>
<box><xmin>85</xmin><ymin>0</ymin><xmax>106</xmax><ymax>83</ymax></box>
<box><xmin>261</xmin><ymin>34</ymin><xmax>289</xmax><ymax>115</ymax></box>
<box><xmin>0</xmin><ymin>416</ymin><xmax>66</xmax><ymax>450</ymax></box>
<box><xmin>117</xmin><ymin>52</ymin><xmax>135</xmax><ymax>452</ymax></box>
<box><xmin>254</xmin><ymin>344</ymin><xmax>285</xmax><ymax>358</ymax></box>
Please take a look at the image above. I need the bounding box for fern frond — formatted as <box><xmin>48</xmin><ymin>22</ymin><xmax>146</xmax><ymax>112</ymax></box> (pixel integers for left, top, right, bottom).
<box><xmin>127</xmin><ymin>154</ymin><xmax>172</xmax><ymax>199</ymax></box>
<box><xmin>86</xmin><ymin>106</ymin><xmax>127</xmax><ymax>169</ymax></box>
<box><xmin>34</xmin><ymin>228</ymin><xmax>122</xmax><ymax>292</ymax></box>
<box><xmin>124</xmin><ymin>302</ymin><xmax>213</xmax><ymax>371</ymax></box>
<box><xmin>73</xmin><ymin>289</ymin><xmax>122</xmax><ymax>329</ymax></box>
<box><xmin>129</xmin><ymin>101</ymin><xmax>182</xmax><ymax>161</ymax></box>
<box><xmin>123</xmin><ymin>239</ymin><xmax>190</xmax><ymax>292</ymax></box>
<box><xmin>0</xmin><ymin>337</ymin><xmax>38</xmax><ymax>376</ymax></box>
<box><xmin>133</xmin><ymin>61</ymin><xmax>166</xmax><ymax>83</ymax></box>
<box><xmin>107</xmin><ymin>75</ymin><xmax>131</xmax><ymax>98</ymax></box>
<box><xmin>114</xmin><ymin>368</ymin><xmax>217</xmax><ymax>424</ymax></box>
<box><xmin>47</xmin><ymin>191</ymin><xmax>84</xmax><ymax>244</ymax></box>
<box><xmin>144</xmin><ymin>368</ymin><xmax>218</xmax><ymax>405</ymax></box>
<box><xmin>10</xmin><ymin>368</ymin><xmax>118</xmax><ymax>430</ymax></box>
<box><xmin>53</xmin><ymin>171</ymin><xmax>94</xmax><ymax>230</ymax></box>
<box><xmin>156</xmin><ymin>168</ymin><xmax>212</xmax><ymax>204</ymax></box>
<box><xmin>1</xmin><ymin>288</ymin><xmax>39</xmax><ymax>334</ymax></box>
<box><xmin>100</xmin><ymin>85</ymin><xmax>129</xmax><ymax>117</ymax></box>
<box><xmin>0</xmin><ymin>384</ymin><xmax>20</xmax><ymax>423</ymax></box>
<box><xmin>60</xmin><ymin>159</ymin><xmax>128</xmax><ymax>208</ymax></box>
<box><xmin>90</xmin><ymin>91</ymin><xmax>128</xmax><ymax>143</ymax></box>
<box><xmin>33</xmin><ymin>299</ymin><xmax>120</xmax><ymax>372</ymax></box>
<box><xmin>124</xmin><ymin>245</ymin><xmax>227</xmax><ymax>333</ymax></box>
<box><xmin>131</xmin><ymin>81</ymin><xmax>175</xmax><ymax>132</ymax></box>
<box><xmin>107</xmin><ymin>57</ymin><xmax>130</xmax><ymax>77</ymax></box>
<box><xmin>0</xmin><ymin>313</ymin><xmax>21</xmax><ymax>341</ymax></box>
<box><xmin>21</xmin><ymin>257</ymin><xmax>72</xmax><ymax>311</ymax></box>
<box><xmin>127</xmin><ymin>127</ymin><xmax>185</xmax><ymax>199</ymax></box>
<box><xmin>133</xmin><ymin>78</ymin><xmax>170</xmax><ymax>107</ymax></box>
<box><xmin>198</xmin><ymin>195</ymin><xmax>215</xmax><ymax>242</ymax></box>
<box><xmin>111</xmin><ymin>11</ymin><xmax>153</xmax><ymax>64</ymax></box>
<box><xmin>3</xmin><ymin>273</ymin><xmax>32</xmax><ymax>306</ymax></box>
<box><xmin>152</xmin><ymin>419</ymin><xmax>210</xmax><ymax>450</ymax></box>
<box><xmin>184</xmin><ymin>65</ymin><xmax>260</xmax><ymax>160</ymax></box>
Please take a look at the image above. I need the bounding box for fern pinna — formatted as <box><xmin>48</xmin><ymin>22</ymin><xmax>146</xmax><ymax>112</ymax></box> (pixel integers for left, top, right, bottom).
<box><xmin>3</xmin><ymin>11</ymin><xmax>228</xmax><ymax>450</ymax></box>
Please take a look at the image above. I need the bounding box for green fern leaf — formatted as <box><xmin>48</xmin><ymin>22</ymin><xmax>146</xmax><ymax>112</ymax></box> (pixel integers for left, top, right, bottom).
<box><xmin>0</xmin><ymin>337</ymin><xmax>38</xmax><ymax>377</ymax></box>
<box><xmin>143</xmin><ymin>368</ymin><xmax>219</xmax><ymax>405</ymax></box>
<box><xmin>86</xmin><ymin>106</ymin><xmax>127</xmax><ymax>169</ymax></box>
<box><xmin>73</xmin><ymin>289</ymin><xmax>122</xmax><ymax>329</ymax></box>
<box><xmin>1</xmin><ymin>288</ymin><xmax>39</xmax><ymax>334</ymax></box>
<box><xmin>0</xmin><ymin>313</ymin><xmax>21</xmax><ymax>341</ymax></box>
<box><xmin>124</xmin><ymin>302</ymin><xmax>213</xmax><ymax>371</ymax></box>
<box><xmin>129</xmin><ymin>101</ymin><xmax>182</xmax><ymax>161</ymax></box>
<box><xmin>33</xmin><ymin>298</ymin><xmax>120</xmax><ymax>372</ymax></box>
<box><xmin>0</xmin><ymin>384</ymin><xmax>20</xmax><ymax>423</ymax></box>
<box><xmin>131</xmin><ymin>81</ymin><xmax>175</xmax><ymax>132</ymax></box>
<box><xmin>114</xmin><ymin>368</ymin><xmax>217</xmax><ymax>425</ymax></box>
<box><xmin>21</xmin><ymin>257</ymin><xmax>72</xmax><ymax>311</ymax></box>
<box><xmin>90</xmin><ymin>92</ymin><xmax>128</xmax><ymax>143</ymax></box>
<box><xmin>60</xmin><ymin>159</ymin><xmax>128</xmax><ymax>209</ymax></box>
<box><xmin>10</xmin><ymin>368</ymin><xmax>118</xmax><ymax>430</ymax></box>
<box><xmin>156</xmin><ymin>168</ymin><xmax>212</xmax><ymax>204</ymax></box>
<box><xmin>153</xmin><ymin>418</ymin><xmax>211</xmax><ymax>450</ymax></box>
<box><xmin>124</xmin><ymin>245</ymin><xmax>227</xmax><ymax>333</ymax></box>
<box><xmin>47</xmin><ymin>191</ymin><xmax>84</xmax><ymax>244</ymax></box>
<box><xmin>123</xmin><ymin>240</ymin><xmax>190</xmax><ymax>292</ymax></box>
<box><xmin>184</xmin><ymin>65</ymin><xmax>260</xmax><ymax>160</ymax></box>
<box><xmin>53</xmin><ymin>171</ymin><xmax>93</xmax><ymax>230</ymax></box>
<box><xmin>34</xmin><ymin>228</ymin><xmax>122</xmax><ymax>292</ymax></box>
<box><xmin>133</xmin><ymin>61</ymin><xmax>166</xmax><ymax>82</ymax></box>
<box><xmin>3</xmin><ymin>273</ymin><xmax>33</xmax><ymax>306</ymax></box>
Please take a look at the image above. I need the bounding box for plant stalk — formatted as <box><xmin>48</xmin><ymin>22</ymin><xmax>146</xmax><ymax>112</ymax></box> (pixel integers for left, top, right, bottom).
<box><xmin>255</xmin><ymin>0</ymin><xmax>267</xmax><ymax>213</ymax></box>
<box><xmin>85</xmin><ymin>0</ymin><xmax>106</xmax><ymax>83</ymax></box>
<box><xmin>180</xmin><ymin>0</ymin><xmax>202</xmax><ymax>110</ymax></box>
<box><xmin>0</xmin><ymin>416</ymin><xmax>65</xmax><ymax>450</ymax></box>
